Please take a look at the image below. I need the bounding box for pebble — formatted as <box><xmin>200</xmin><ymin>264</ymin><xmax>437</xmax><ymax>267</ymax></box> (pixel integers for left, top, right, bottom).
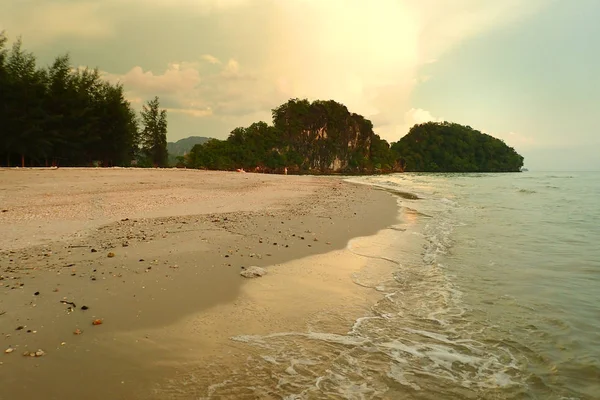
<box><xmin>4</xmin><ymin>348</ymin><xmax>14</xmax><ymax>354</ymax></box>
<box><xmin>73</xmin><ymin>329</ymin><xmax>83</xmax><ymax>335</ymax></box>
<box><xmin>240</xmin><ymin>266</ymin><xmax>267</xmax><ymax>278</ymax></box>
<box><xmin>107</xmin><ymin>252</ymin><xmax>115</xmax><ymax>258</ymax></box>
<box><xmin>92</xmin><ymin>319</ymin><xmax>103</xmax><ymax>326</ymax></box>
<box><xmin>22</xmin><ymin>350</ymin><xmax>45</xmax><ymax>357</ymax></box>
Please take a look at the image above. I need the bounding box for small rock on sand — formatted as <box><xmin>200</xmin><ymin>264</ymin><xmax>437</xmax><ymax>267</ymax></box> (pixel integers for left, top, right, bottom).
<box><xmin>240</xmin><ymin>266</ymin><xmax>267</xmax><ymax>278</ymax></box>
<box><xmin>107</xmin><ymin>252</ymin><xmax>115</xmax><ymax>258</ymax></box>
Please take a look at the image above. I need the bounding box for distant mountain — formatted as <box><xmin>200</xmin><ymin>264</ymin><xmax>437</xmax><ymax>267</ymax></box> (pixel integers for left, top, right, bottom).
<box><xmin>167</xmin><ymin>136</ymin><xmax>212</xmax><ymax>157</ymax></box>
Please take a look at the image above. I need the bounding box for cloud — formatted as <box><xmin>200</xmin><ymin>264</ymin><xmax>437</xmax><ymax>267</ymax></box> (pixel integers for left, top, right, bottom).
<box><xmin>1</xmin><ymin>0</ymin><xmax>549</xmax><ymax>140</ymax></box>
<box><xmin>201</xmin><ymin>54</ymin><xmax>221</xmax><ymax>65</ymax></box>
<box><xmin>104</xmin><ymin>58</ymin><xmax>285</xmax><ymax>121</ymax></box>
<box><xmin>0</xmin><ymin>2</ymin><xmax>114</xmax><ymax>43</ymax></box>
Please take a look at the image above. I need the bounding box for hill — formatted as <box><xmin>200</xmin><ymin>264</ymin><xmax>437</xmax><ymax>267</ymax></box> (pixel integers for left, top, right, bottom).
<box><xmin>391</xmin><ymin>122</ymin><xmax>524</xmax><ymax>172</ymax></box>
<box><xmin>167</xmin><ymin>136</ymin><xmax>211</xmax><ymax>156</ymax></box>
<box><xmin>185</xmin><ymin>99</ymin><xmax>397</xmax><ymax>174</ymax></box>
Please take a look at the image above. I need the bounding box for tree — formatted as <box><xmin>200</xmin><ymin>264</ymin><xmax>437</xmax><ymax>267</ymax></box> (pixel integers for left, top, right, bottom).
<box><xmin>140</xmin><ymin>96</ymin><xmax>168</xmax><ymax>167</ymax></box>
<box><xmin>3</xmin><ymin>37</ymin><xmax>48</xmax><ymax>167</ymax></box>
<box><xmin>0</xmin><ymin>32</ymin><xmax>142</xmax><ymax>167</ymax></box>
<box><xmin>390</xmin><ymin>121</ymin><xmax>524</xmax><ymax>172</ymax></box>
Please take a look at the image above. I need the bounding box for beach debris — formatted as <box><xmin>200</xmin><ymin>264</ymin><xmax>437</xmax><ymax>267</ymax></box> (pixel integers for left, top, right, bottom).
<box><xmin>16</xmin><ymin>326</ymin><xmax>24</xmax><ymax>331</ymax></box>
<box><xmin>240</xmin><ymin>266</ymin><xmax>267</xmax><ymax>278</ymax></box>
<box><xmin>60</xmin><ymin>300</ymin><xmax>77</xmax><ymax>308</ymax></box>
<box><xmin>53</xmin><ymin>288</ymin><xmax>59</xmax><ymax>292</ymax></box>
<box><xmin>22</xmin><ymin>349</ymin><xmax>45</xmax><ymax>357</ymax></box>
<box><xmin>81</xmin><ymin>305</ymin><xmax>89</xmax><ymax>310</ymax></box>
<box><xmin>91</xmin><ymin>248</ymin><xmax>97</xmax><ymax>253</ymax></box>
<box><xmin>107</xmin><ymin>252</ymin><xmax>115</xmax><ymax>258</ymax></box>
<box><xmin>73</xmin><ymin>329</ymin><xmax>83</xmax><ymax>335</ymax></box>
<box><xmin>92</xmin><ymin>319</ymin><xmax>103</xmax><ymax>326</ymax></box>
<box><xmin>4</xmin><ymin>347</ymin><xmax>14</xmax><ymax>354</ymax></box>
<box><xmin>34</xmin><ymin>291</ymin><xmax>40</xmax><ymax>296</ymax></box>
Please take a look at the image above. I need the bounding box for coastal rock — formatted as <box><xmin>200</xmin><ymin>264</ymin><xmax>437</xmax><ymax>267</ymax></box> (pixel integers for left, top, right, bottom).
<box><xmin>240</xmin><ymin>266</ymin><xmax>267</xmax><ymax>278</ymax></box>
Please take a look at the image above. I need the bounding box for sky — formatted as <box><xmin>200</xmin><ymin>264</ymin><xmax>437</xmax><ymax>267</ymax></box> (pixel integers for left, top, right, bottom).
<box><xmin>1</xmin><ymin>0</ymin><xmax>598</xmax><ymax>170</ymax></box>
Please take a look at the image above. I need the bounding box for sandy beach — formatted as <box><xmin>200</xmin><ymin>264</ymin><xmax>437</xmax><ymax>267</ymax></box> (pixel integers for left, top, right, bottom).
<box><xmin>0</xmin><ymin>168</ymin><xmax>397</xmax><ymax>399</ymax></box>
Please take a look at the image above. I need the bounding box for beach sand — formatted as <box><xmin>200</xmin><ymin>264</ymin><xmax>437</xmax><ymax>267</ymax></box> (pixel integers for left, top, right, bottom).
<box><xmin>0</xmin><ymin>168</ymin><xmax>397</xmax><ymax>399</ymax></box>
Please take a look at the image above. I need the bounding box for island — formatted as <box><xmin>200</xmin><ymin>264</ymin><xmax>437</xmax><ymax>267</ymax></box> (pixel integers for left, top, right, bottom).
<box><xmin>182</xmin><ymin>99</ymin><xmax>524</xmax><ymax>174</ymax></box>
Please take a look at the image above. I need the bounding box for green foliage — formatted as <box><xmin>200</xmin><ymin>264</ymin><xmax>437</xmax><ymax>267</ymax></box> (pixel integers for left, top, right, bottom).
<box><xmin>167</xmin><ymin>136</ymin><xmax>211</xmax><ymax>166</ymax></box>
<box><xmin>186</xmin><ymin>99</ymin><xmax>390</xmax><ymax>174</ymax></box>
<box><xmin>391</xmin><ymin>122</ymin><xmax>524</xmax><ymax>172</ymax></box>
<box><xmin>140</xmin><ymin>96</ymin><xmax>168</xmax><ymax>167</ymax></box>
<box><xmin>0</xmin><ymin>32</ymin><xmax>155</xmax><ymax>167</ymax></box>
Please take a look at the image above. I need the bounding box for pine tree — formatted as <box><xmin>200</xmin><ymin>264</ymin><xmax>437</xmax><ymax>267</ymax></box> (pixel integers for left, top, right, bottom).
<box><xmin>140</xmin><ymin>96</ymin><xmax>168</xmax><ymax>167</ymax></box>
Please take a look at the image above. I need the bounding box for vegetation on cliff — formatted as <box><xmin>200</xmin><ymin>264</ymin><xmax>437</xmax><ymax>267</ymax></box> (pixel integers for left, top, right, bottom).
<box><xmin>392</xmin><ymin>122</ymin><xmax>524</xmax><ymax>172</ymax></box>
<box><xmin>185</xmin><ymin>99</ymin><xmax>396</xmax><ymax>173</ymax></box>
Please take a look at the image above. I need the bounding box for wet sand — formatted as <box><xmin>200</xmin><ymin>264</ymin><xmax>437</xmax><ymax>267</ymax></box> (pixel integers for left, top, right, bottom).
<box><xmin>0</xmin><ymin>168</ymin><xmax>397</xmax><ymax>399</ymax></box>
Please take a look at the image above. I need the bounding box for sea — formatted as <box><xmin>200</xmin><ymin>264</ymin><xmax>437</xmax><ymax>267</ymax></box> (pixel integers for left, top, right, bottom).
<box><xmin>173</xmin><ymin>172</ymin><xmax>600</xmax><ymax>399</ymax></box>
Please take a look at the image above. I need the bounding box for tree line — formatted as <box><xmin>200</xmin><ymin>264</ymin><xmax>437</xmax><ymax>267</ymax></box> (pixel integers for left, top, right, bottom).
<box><xmin>185</xmin><ymin>99</ymin><xmax>399</xmax><ymax>174</ymax></box>
<box><xmin>392</xmin><ymin>122</ymin><xmax>524</xmax><ymax>172</ymax></box>
<box><xmin>0</xmin><ymin>32</ymin><xmax>168</xmax><ymax>168</ymax></box>
<box><xmin>1</xmin><ymin>32</ymin><xmax>524</xmax><ymax>173</ymax></box>
<box><xmin>184</xmin><ymin>99</ymin><xmax>524</xmax><ymax>173</ymax></box>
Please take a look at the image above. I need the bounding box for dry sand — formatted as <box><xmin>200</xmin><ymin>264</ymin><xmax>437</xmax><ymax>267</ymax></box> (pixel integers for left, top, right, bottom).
<box><xmin>0</xmin><ymin>168</ymin><xmax>398</xmax><ymax>399</ymax></box>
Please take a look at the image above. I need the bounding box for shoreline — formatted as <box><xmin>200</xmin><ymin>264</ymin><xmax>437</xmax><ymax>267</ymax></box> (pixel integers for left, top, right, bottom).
<box><xmin>0</xmin><ymin>168</ymin><xmax>398</xmax><ymax>399</ymax></box>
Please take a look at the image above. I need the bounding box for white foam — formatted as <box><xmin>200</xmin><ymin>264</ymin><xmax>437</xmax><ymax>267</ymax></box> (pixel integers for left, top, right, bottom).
<box><xmin>213</xmin><ymin>174</ymin><xmax>529</xmax><ymax>398</ymax></box>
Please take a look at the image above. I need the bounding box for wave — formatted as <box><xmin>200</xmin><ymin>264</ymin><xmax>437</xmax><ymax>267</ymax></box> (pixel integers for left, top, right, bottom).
<box><xmin>517</xmin><ymin>188</ymin><xmax>537</xmax><ymax>194</ymax></box>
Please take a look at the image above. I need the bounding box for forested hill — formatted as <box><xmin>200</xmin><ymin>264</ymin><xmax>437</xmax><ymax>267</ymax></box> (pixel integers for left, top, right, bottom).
<box><xmin>167</xmin><ymin>136</ymin><xmax>211</xmax><ymax>156</ymax></box>
<box><xmin>167</xmin><ymin>136</ymin><xmax>211</xmax><ymax>166</ymax></box>
<box><xmin>391</xmin><ymin>122</ymin><xmax>524</xmax><ymax>172</ymax></box>
<box><xmin>185</xmin><ymin>99</ymin><xmax>398</xmax><ymax>174</ymax></box>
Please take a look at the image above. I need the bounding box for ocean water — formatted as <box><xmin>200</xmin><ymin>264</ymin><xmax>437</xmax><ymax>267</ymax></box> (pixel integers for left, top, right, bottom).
<box><xmin>165</xmin><ymin>172</ymin><xmax>600</xmax><ymax>399</ymax></box>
